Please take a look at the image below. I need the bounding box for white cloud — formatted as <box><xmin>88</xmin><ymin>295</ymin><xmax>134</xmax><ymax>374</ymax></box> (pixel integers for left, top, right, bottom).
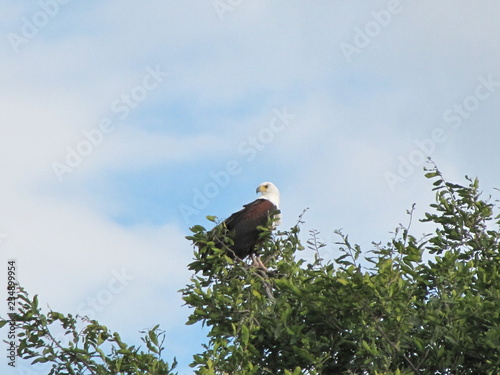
<box><xmin>0</xmin><ymin>190</ymin><xmax>196</xmax><ymax>370</ymax></box>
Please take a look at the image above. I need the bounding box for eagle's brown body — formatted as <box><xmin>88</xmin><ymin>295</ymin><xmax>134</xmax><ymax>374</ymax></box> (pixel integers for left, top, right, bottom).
<box><xmin>221</xmin><ymin>198</ymin><xmax>277</xmax><ymax>259</ymax></box>
<box><xmin>206</xmin><ymin>182</ymin><xmax>281</xmax><ymax>264</ymax></box>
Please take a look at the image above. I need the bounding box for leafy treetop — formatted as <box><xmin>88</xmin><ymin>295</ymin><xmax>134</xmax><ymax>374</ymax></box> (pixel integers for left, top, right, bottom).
<box><xmin>3</xmin><ymin>166</ymin><xmax>500</xmax><ymax>375</ymax></box>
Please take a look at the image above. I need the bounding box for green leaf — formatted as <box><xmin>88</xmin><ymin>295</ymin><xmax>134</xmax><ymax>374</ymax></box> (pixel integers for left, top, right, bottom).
<box><xmin>149</xmin><ymin>329</ymin><xmax>159</xmax><ymax>347</ymax></box>
<box><xmin>362</xmin><ymin>340</ymin><xmax>371</xmax><ymax>352</ymax></box>
<box><xmin>189</xmin><ymin>225</ymin><xmax>206</xmax><ymax>233</ymax></box>
<box><xmin>31</xmin><ymin>356</ymin><xmax>49</xmax><ymax>364</ymax></box>
<box><xmin>251</xmin><ymin>289</ymin><xmax>261</xmax><ymax>298</ymax></box>
<box><xmin>337</xmin><ymin>278</ymin><xmax>349</xmax><ymax>286</ymax></box>
<box><xmin>241</xmin><ymin>324</ymin><xmax>250</xmax><ymax>347</ymax></box>
<box><xmin>32</xmin><ymin>295</ymin><xmax>39</xmax><ymax>312</ymax></box>
<box><xmin>424</xmin><ymin>171</ymin><xmax>439</xmax><ymax>179</ymax></box>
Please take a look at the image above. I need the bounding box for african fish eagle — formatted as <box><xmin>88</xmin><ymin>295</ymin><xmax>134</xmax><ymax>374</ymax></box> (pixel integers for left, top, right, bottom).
<box><xmin>211</xmin><ymin>182</ymin><xmax>280</xmax><ymax>268</ymax></box>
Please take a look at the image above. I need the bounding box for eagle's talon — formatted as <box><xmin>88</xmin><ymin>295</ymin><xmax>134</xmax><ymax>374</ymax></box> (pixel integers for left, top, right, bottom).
<box><xmin>251</xmin><ymin>254</ymin><xmax>269</xmax><ymax>273</ymax></box>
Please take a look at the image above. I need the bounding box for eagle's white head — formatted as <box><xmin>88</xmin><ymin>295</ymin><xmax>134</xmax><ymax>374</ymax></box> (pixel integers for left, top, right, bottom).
<box><xmin>256</xmin><ymin>182</ymin><xmax>280</xmax><ymax>208</ymax></box>
<box><xmin>256</xmin><ymin>182</ymin><xmax>281</xmax><ymax>226</ymax></box>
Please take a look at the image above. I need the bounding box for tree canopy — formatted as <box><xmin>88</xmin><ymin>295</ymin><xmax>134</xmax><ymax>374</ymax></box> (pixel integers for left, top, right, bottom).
<box><xmin>3</xmin><ymin>166</ymin><xmax>500</xmax><ymax>374</ymax></box>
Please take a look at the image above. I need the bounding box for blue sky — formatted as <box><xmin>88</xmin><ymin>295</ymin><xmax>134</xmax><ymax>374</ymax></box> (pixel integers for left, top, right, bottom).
<box><xmin>1</xmin><ymin>1</ymin><xmax>500</xmax><ymax>373</ymax></box>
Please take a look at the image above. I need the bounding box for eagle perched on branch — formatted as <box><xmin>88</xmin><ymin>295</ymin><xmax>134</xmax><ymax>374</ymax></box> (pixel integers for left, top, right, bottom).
<box><xmin>207</xmin><ymin>182</ymin><xmax>281</xmax><ymax>269</ymax></box>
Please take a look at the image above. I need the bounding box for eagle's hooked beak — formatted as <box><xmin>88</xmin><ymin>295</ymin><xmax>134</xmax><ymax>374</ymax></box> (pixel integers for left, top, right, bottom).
<box><xmin>256</xmin><ymin>183</ymin><xmax>269</xmax><ymax>194</ymax></box>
